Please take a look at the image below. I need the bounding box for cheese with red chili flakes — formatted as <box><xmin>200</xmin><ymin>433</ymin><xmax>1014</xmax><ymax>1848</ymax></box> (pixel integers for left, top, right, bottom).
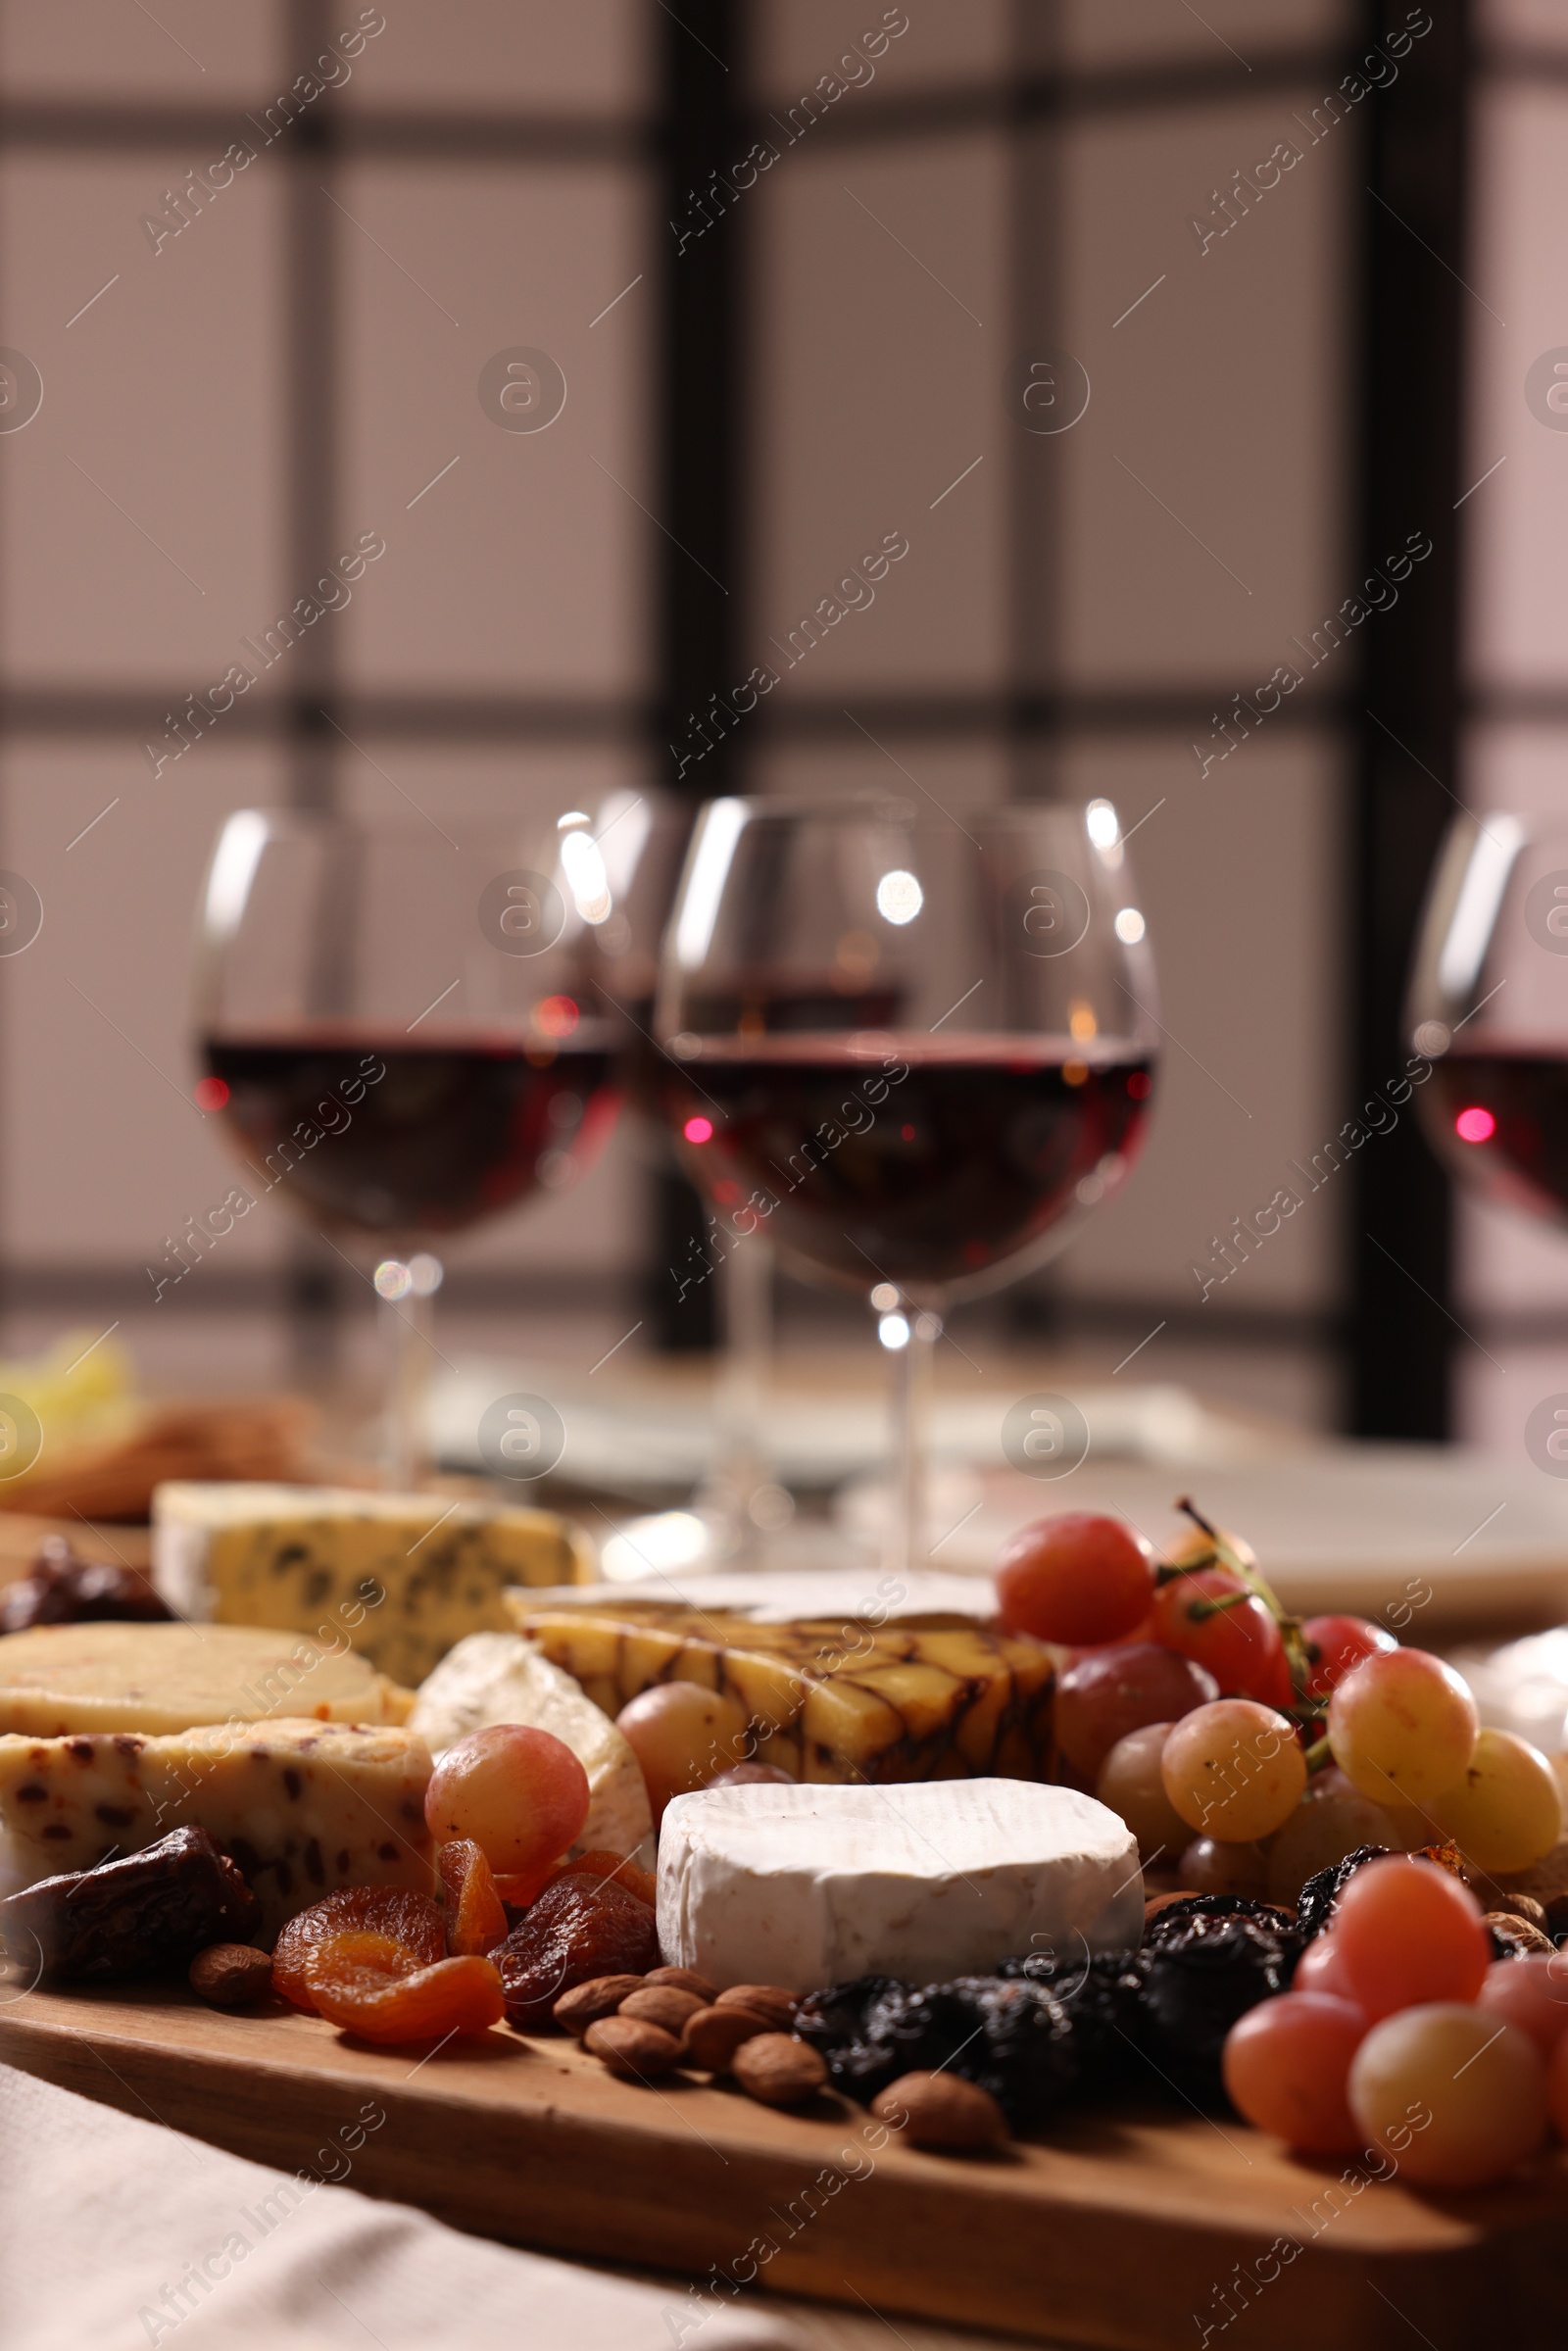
<box><xmin>0</xmin><ymin>1719</ymin><xmax>433</xmax><ymax>1939</ymax></box>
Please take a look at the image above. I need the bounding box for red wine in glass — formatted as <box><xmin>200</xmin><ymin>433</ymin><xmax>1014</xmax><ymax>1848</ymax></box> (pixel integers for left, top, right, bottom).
<box><xmin>671</xmin><ymin>1035</ymin><xmax>1153</xmax><ymax>1293</ymax></box>
<box><xmin>202</xmin><ymin>1027</ymin><xmax>620</xmax><ymax>1240</ymax></box>
<box><xmin>1424</xmin><ymin>1046</ymin><xmax>1568</xmax><ymax>1225</ymax></box>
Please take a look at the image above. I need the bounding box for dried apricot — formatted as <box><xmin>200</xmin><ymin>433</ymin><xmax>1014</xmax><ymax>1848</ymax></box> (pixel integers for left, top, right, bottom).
<box><xmin>306</xmin><ymin>1930</ymin><xmax>504</xmax><ymax>2043</ymax></box>
<box><xmin>495</xmin><ymin>1874</ymin><xmax>658</xmax><ymax>2029</ymax></box>
<box><xmin>270</xmin><ymin>1886</ymin><xmax>445</xmax><ymax>2012</ymax></box>
<box><xmin>437</xmin><ymin>1838</ymin><xmax>509</xmax><ymax>1957</ymax></box>
<box><xmin>542</xmin><ymin>1848</ymin><xmax>657</xmax><ymax>1910</ymax></box>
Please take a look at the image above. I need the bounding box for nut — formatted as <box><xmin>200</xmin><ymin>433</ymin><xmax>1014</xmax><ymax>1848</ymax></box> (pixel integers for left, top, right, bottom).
<box><xmin>715</xmin><ymin>1983</ymin><xmax>796</xmax><ymax>2031</ymax></box>
<box><xmin>1486</xmin><ymin>1911</ymin><xmax>1556</xmax><ymax>1958</ymax></box>
<box><xmin>682</xmin><ymin>2004</ymin><xmax>770</xmax><ymax>2073</ymax></box>
<box><xmin>553</xmin><ymin>1974</ymin><xmax>646</xmax><ymax>2035</ymax></box>
<box><xmin>731</xmin><ymin>2032</ymin><xmax>827</xmax><ymax>2108</ymax></box>
<box><xmin>871</xmin><ymin>2071</ymin><xmax>1009</xmax><ymax>2152</ymax></box>
<box><xmin>619</xmin><ymin>1984</ymin><xmax>705</xmax><ymax>2034</ymax></box>
<box><xmin>1488</xmin><ymin>1892</ymin><xmax>1550</xmax><ymax>1932</ymax></box>
<box><xmin>583</xmin><ymin>2014</ymin><xmax>683</xmax><ymax>2080</ymax></box>
<box><xmin>188</xmin><ymin>1943</ymin><xmax>272</xmax><ymax>2009</ymax></box>
<box><xmin>645</xmin><ymin>1965</ymin><xmax>717</xmax><ymax>2001</ymax></box>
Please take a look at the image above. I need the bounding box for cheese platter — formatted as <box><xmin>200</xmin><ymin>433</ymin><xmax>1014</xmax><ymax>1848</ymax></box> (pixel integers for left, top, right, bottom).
<box><xmin>4</xmin><ymin>1489</ymin><xmax>1568</xmax><ymax>2349</ymax></box>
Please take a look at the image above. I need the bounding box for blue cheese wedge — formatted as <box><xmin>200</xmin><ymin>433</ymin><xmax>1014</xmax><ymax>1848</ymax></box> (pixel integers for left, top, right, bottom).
<box><xmin>153</xmin><ymin>1482</ymin><xmax>595</xmax><ymax>1686</ymax></box>
<box><xmin>0</xmin><ymin>1719</ymin><xmax>433</xmax><ymax>1939</ymax></box>
<box><xmin>657</xmin><ymin>1779</ymin><xmax>1143</xmax><ymax>1993</ymax></box>
<box><xmin>410</xmin><ymin>1633</ymin><xmax>653</xmax><ymax>1863</ymax></box>
<box><xmin>0</xmin><ymin>1622</ymin><xmax>408</xmax><ymax>1738</ymax></box>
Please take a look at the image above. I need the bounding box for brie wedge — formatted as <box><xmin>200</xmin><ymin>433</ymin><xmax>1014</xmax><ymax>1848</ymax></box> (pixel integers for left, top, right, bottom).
<box><xmin>409</xmin><ymin>1633</ymin><xmax>653</xmax><ymax>1863</ymax></box>
<box><xmin>657</xmin><ymin>1779</ymin><xmax>1142</xmax><ymax>1993</ymax></box>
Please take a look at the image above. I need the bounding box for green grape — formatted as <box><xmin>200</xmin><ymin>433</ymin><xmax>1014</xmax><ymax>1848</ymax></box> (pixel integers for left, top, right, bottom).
<box><xmin>1265</xmin><ymin>1787</ymin><xmax>1404</xmax><ymax>1907</ymax></box>
<box><xmin>1160</xmin><ymin>1698</ymin><xmax>1306</xmax><ymax>1842</ymax></box>
<box><xmin>1326</xmin><ymin>1647</ymin><xmax>1478</xmax><ymax>1808</ymax></box>
<box><xmin>1427</xmin><ymin>1728</ymin><xmax>1564</xmax><ymax>1873</ymax></box>
<box><xmin>1095</xmin><ymin>1722</ymin><xmax>1191</xmax><ymax>1863</ymax></box>
<box><xmin>1348</xmin><ymin>2004</ymin><xmax>1546</xmax><ymax>2188</ymax></box>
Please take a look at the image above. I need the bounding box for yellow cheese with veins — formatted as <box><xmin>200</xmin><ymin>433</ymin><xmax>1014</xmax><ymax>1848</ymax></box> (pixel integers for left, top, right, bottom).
<box><xmin>0</xmin><ymin>1622</ymin><xmax>409</xmax><ymax>1739</ymax></box>
<box><xmin>514</xmin><ymin>1601</ymin><xmax>1054</xmax><ymax>1786</ymax></box>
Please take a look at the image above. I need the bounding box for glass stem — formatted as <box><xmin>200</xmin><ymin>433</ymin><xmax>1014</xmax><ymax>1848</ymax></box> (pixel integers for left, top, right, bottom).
<box><xmin>717</xmin><ymin>1230</ymin><xmax>773</xmax><ymax>1545</ymax></box>
<box><xmin>379</xmin><ymin>1257</ymin><xmax>440</xmax><ymax>1490</ymax></box>
<box><xmin>888</xmin><ymin>1302</ymin><xmax>939</xmax><ymax>1578</ymax></box>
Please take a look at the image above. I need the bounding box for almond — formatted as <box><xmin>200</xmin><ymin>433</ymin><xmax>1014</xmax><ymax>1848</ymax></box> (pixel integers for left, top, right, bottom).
<box><xmin>681</xmin><ymin>2004</ymin><xmax>769</xmax><ymax>2073</ymax></box>
<box><xmin>871</xmin><ymin>2071</ymin><xmax>1009</xmax><ymax>2151</ymax></box>
<box><xmin>714</xmin><ymin>1983</ymin><xmax>796</xmax><ymax>2031</ymax></box>
<box><xmin>731</xmin><ymin>2032</ymin><xmax>827</xmax><ymax>2108</ymax></box>
<box><xmin>645</xmin><ymin>1965</ymin><xmax>717</xmax><ymax>2002</ymax></box>
<box><xmin>553</xmin><ymin>1974</ymin><xmax>646</xmax><ymax>2035</ymax></box>
<box><xmin>619</xmin><ymin>1984</ymin><xmax>705</xmax><ymax>2035</ymax></box>
<box><xmin>584</xmin><ymin>2014</ymin><xmax>683</xmax><ymax>2080</ymax></box>
<box><xmin>188</xmin><ymin>1943</ymin><xmax>272</xmax><ymax>2008</ymax></box>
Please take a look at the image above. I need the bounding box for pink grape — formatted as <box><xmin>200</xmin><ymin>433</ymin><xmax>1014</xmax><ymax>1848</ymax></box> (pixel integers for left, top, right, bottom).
<box><xmin>424</xmin><ymin>1724</ymin><xmax>589</xmax><ymax>1876</ymax></box>
<box><xmin>1223</xmin><ymin>1992</ymin><xmax>1367</xmax><ymax>2152</ymax></box>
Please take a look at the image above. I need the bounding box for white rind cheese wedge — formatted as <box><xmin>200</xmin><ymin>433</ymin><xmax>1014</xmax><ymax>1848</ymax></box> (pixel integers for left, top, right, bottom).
<box><xmin>658</xmin><ymin>1780</ymin><xmax>1143</xmax><ymax>1993</ymax></box>
<box><xmin>0</xmin><ymin>1719</ymin><xmax>433</xmax><ymax>1939</ymax></box>
<box><xmin>410</xmin><ymin>1634</ymin><xmax>653</xmax><ymax>1865</ymax></box>
<box><xmin>0</xmin><ymin>1622</ymin><xmax>408</xmax><ymax>1738</ymax></box>
<box><xmin>153</xmin><ymin>1482</ymin><xmax>595</xmax><ymax>1687</ymax></box>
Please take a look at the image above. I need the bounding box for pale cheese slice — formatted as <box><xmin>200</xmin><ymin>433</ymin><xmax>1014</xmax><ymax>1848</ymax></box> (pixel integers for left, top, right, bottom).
<box><xmin>0</xmin><ymin>1718</ymin><xmax>433</xmax><ymax>1939</ymax></box>
<box><xmin>410</xmin><ymin>1633</ymin><xmax>653</xmax><ymax>1865</ymax></box>
<box><xmin>0</xmin><ymin>1622</ymin><xmax>408</xmax><ymax>1738</ymax></box>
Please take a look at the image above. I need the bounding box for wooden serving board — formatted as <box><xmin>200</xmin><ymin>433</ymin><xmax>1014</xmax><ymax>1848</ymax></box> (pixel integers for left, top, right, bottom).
<box><xmin>2</xmin><ymin>1986</ymin><xmax>1565</xmax><ymax>2349</ymax></box>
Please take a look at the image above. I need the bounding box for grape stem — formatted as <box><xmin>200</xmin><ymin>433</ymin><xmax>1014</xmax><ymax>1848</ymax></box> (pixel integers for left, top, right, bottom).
<box><xmin>1173</xmin><ymin>1495</ymin><xmax>1326</xmax><ymax>1724</ymax></box>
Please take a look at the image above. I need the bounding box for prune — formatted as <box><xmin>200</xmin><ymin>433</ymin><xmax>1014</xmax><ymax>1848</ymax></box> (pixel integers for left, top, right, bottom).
<box><xmin>271</xmin><ymin>1886</ymin><xmax>445</xmax><ymax>2011</ymax></box>
<box><xmin>0</xmin><ymin>1826</ymin><xmax>258</xmax><ymax>1982</ymax></box>
<box><xmin>1144</xmin><ymin>1892</ymin><xmax>1298</xmax><ymax>1949</ymax></box>
<box><xmin>0</xmin><ymin>1536</ymin><xmax>172</xmax><ymax>1632</ymax></box>
<box><xmin>793</xmin><ymin>1974</ymin><xmax>905</xmax><ymax>2068</ymax></box>
<box><xmin>803</xmin><ymin>1975</ymin><xmax>1082</xmax><ymax>2128</ymax></box>
<box><xmin>437</xmin><ymin>1838</ymin><xmax>508</xmax><ymax>1956</ymax></box>
<box><xmin>1139</xmin><ymin>1903</ymin><xmax>1299</xmax><ymax>2102</ymax></box>
<box><xmin>306</xmin><ymin>1929</ymin><xmax>504</xmax><ymax>2042</ymax></box>
<box><xmin>494</xmin><ymin>1873</ymin><xmax>658</xmax><ymax>2029</ymax></box>
<box><xmin>1295</xmin><ymin>1845</ymin><xmax>1392</xmax><ymax>1941</ymax></box>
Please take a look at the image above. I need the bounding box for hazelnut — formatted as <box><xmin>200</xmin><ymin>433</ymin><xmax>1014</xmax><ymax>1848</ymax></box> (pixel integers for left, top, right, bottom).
<box><xmin>189</xmin><ymin>1943</ymin><xmax>272</xmax><ymax>2009</ymax></box>
<box><xmin>619</xmin><ymin>1984</ymin><xmax>705</xmax><ymax>2035</ymax></box>
<box><xmin>731</xmin><ymin>2032</ymin><xmax>827</xmax><ymax>2108</ymax></box>
<box><xmin>1486</xmin><ymin>1912</ymin><xmax>1556</xmax><ymax>1958</ymax></box>
<box><xmin>583</xmin><ymin>2014</ymin><xmax>683</xmax><ymax>2080</ymax></box>
<box><xmin>714</xmin><ymin>1983</ymin><xmax>797</xmax><ymax>2031</ymax></box>
<box><xmin>1488</xmin><ymin>1892</ymin><xmax>1549</xmax><ymax>1932</ymax></box>
<box><xmin>681</xmin><ymin>2004</ymin><xmax>770</xmax><ymax>2073</ymax></box>
<box><xmin>645</xmin><ymin>1965</ymin><xmax>717</xmax><ymax>2001</ymax></box>
<box><xmin>553</xmin><ymin>1974</ymin><xmax>646</xmax><ymax>2035</ymax></box>
<box><xmin>871</xmin><ymin>2072</ymin><xmax>1009</xmax><ymax>2152</ymax></box>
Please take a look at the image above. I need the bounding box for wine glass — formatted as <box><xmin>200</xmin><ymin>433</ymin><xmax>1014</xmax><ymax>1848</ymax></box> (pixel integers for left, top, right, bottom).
<box><xmin>654</xmin><ymin>796</ymin><xmax>1161</xmax><ymax>1571</ymax></box>
<box><xmin>191</xmin><ymin>808</ymin><xmax>624</xmax><ymax>1486</ymax></box>
<box><xmin>1407</xmin><ymin>812</ymin><xmax>1568</xmax><ymax>1225</ymax></box>
<box><xmin>576</xmin><ymin>790</ymin><xmax>787</xmax><ymax>1557</ymax></box>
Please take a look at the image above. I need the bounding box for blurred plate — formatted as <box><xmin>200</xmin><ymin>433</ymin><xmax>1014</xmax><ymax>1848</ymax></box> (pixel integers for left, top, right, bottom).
<box><xmin>840</xmin><ymin>1447</ymin><xmax>1568</xmax><ymax>1630</ymax></box>
<box><xmin>430</xmin><ymin>1365</ymin><xmax>1258</xmax><ymax>1500</ymax></box>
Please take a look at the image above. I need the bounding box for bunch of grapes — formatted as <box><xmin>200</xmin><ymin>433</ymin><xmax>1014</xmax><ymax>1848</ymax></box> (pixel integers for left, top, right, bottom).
<box><xmin>995</xmin><ymin>1503</ymin><xmax>1568</xmax><ymax>2185</ymax></box>
<box><xmin>994</xmin><ymin>1505</ymin><xmax>1562</xmax><ymax>1902</ymax></box>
